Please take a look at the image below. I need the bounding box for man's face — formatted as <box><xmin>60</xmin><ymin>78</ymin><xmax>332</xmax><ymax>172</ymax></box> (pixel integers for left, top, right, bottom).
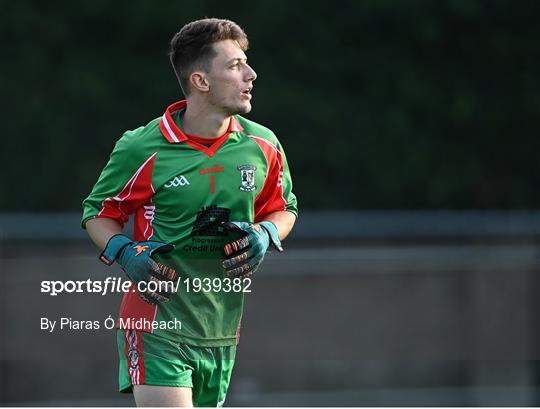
<box><xmin>205</xmin><ymin>39</ymin><xmax>257</xmax><ymax>115</ymax></box>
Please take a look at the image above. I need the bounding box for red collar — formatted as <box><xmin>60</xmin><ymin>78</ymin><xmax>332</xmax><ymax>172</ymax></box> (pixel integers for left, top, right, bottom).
<box><xmin>159</xmin><ymin>100</ymin><xmax>244</xmax><ymax>144</ymax></box>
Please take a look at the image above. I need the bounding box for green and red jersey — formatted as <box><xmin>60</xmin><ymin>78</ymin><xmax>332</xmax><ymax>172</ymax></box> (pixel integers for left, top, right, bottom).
<box><xmin>82</xmin><ymin>100</ymin><xmax>297</xmax><ymax>346</ymax></box>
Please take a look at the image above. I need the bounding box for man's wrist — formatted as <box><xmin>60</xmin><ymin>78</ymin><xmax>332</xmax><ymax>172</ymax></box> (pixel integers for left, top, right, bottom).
<box><xmin>99</xmin><ymin>234</ymin><xmax>133</xmax><ymax>266</ymax></box>
<box><xmin>259</xmin><ymin>221</ymin><xmax>283</xmax><ymax>252</ymax></box>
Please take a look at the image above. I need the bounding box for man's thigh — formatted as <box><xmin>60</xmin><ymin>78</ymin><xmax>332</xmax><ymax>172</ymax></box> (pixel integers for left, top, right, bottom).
<box><xmin>191</xmin><ymin>345</ymin><xmax>236</xmax><ymax>407</ymax></box>
<box><xmin>117</xmin><ymin>330</ymin><xmax>236</xmax><ymax>407</ymax></box>
<box><xmin>133</xmin><ymin>384</ymin><xmax>193</xmax><ymax>407</ymax></box>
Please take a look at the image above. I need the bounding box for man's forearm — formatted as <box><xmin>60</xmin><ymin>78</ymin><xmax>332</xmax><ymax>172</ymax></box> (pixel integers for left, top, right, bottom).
<box><xmin>85</xmin><ymin>217</ymin><xmax>123</xmax><ymax>251</ymax></box>
<box><xmin>261</xmin><ymin>210</ymin><xmax>296</xmax><ymax>241</ymax></box>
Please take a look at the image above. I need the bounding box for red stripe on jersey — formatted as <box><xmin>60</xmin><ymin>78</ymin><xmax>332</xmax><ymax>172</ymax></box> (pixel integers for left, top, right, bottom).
<box><xmin>115</xmin><ymin>160</ymin><xmax>158</xmax><ymax>334</ymax></box>
<box><xmin>117</xmin><ymin>285</ymin><xmax>158</xmax><ymax>333</ymax></box>
<box><xmin>231</xmin><ymin>116</ymin><xmax>243</xmax><ymax>132</ymax></box>
<box><xmin>248</xmin><ymin>135</ymin><xmax>287</xmax><ymax>221</ymax></box>
<box><xmin>159</xmin><ymin>101</ymin><xmax>187</xmax><ymax>143</ymax></box>
<box><xmin>125</xmin><ymin>329</ymin><xmax>146</xmax><ymax>385</ymax></box>
<box><xmin>135</xmin><ymin>200</ymin><xmax>156</xmax><ymax>240</ymax></box>
<box><xmin>97</xmin><ymin>152</ymin><xmax>157</xmax><ymax>228</ymax></box>
<box><xmin>183</xmin><ymin>137</ymin><xmax>221</xmax><ymax>158</ymax></box>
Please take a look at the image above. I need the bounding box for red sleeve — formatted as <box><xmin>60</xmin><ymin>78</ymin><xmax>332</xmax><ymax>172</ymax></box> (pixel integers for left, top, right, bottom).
<box><xmin>249</xmin><ymin>136</ymin><xmax>287</xmax><ymax>222</ymax></box>
<box><xmin>96</xmin><ymin>152</ymin><xmax>157</xmax><ymax>230</ymax></box>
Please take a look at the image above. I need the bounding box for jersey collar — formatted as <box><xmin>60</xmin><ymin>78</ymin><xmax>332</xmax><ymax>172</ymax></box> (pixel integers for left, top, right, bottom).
<box><xmin>159</xmin><ymin>100</ymin><xmax>244</xmax><ymax>144</ymax></box>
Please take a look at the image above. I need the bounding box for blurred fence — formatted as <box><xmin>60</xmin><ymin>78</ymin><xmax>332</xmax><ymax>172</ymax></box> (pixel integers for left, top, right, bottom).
<box><xmin>1</xmin><ymin>211</ymin><xmax>540</xmax><ymax>406</ymax></box>
<box><xmin>3</xmin><ymin>210</ymin><xmax>540</xmax><ymax>240</ymax></box>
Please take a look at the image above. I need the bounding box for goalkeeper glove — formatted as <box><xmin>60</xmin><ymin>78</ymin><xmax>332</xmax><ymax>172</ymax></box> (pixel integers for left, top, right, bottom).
<box><xmin>221</xmin><ymin>221</ymin><xmax>283</xmax><ymax>278</ymax></box>
<box><xmin>99</xmin><ymin>234</ymin><xmax>177</xmax><ymax>304</ymax></box>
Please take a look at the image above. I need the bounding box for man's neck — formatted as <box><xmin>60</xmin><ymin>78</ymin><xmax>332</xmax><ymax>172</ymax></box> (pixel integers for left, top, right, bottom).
<box><xmin>182</xmin><ymin>99</ymin><xmax>230</xmax><ymax>139</ymax></box>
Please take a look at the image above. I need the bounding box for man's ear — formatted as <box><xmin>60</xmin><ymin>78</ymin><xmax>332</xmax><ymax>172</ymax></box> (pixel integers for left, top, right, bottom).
<box><xmin>190</xmin><ymin>72</ymin><xmax>210</xmax><ymax>92</ymax></box>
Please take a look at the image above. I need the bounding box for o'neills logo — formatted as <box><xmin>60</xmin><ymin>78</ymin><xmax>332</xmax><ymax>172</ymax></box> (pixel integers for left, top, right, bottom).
<box><xmin>164</xmin><ymin>175</ymin><xmax>189</xmax><ymax>188</ymax></box>
<box><xmin>199</xmin><ymin>164</ymin><xmax>224</xmax><ymax>174</ymax></box>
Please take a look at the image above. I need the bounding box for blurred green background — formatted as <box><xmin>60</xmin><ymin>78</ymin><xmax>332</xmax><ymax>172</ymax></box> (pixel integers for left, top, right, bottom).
<box><xmin>3</xmin><ymin>0</ymin><xmax>540</xmax><ymax>212</ymax></box>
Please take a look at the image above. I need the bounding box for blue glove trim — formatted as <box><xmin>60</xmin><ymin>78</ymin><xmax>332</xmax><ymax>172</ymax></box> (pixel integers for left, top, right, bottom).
<box><xmin>259</xmin><ymin>221</ymin><xmax>283</xmax><ymax>252</ymax></box>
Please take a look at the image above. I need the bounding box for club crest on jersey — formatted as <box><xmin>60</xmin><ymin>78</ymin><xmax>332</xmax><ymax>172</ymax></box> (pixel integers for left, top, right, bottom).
<box><xmin>237</xmin><ymin>165</ymin><xmax>256</xmax><ymax>192</ymax></box>
<box><xmin>164</xmin><ymin>175</ymin><xmax>190</xmax><ymax>188</ymax></box>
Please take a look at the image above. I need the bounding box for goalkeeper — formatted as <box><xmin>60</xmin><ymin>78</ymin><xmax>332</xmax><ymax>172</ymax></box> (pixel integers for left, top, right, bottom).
<box><xmin>81</xmin><ymin>18</ymin><xmax>297</xmax><ymax>407</ymax></box>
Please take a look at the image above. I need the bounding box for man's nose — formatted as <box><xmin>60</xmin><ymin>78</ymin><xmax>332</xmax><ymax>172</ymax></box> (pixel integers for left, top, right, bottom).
<box><xmin>245</xmin><ymin>64</ymin><xmax>257</xmax><ymax>81</ymax></box>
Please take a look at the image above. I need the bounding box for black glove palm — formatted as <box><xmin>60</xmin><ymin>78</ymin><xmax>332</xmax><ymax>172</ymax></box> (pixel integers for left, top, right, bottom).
<box><xmin>100</xmin><ymin>234</ymin><xmax>178</xmax><ymax>304</ymax></box>
<box><xmin>221</xmin><ymin>221</ymin><xmax>283</xmax><ymax>278</ymax></box>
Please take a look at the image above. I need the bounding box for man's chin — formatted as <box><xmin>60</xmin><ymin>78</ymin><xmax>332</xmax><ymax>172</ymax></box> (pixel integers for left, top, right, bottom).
<box><xmin>228</xmin><ymin>102</ymin><xmax>252</xmax><ymax>116</ymax></box>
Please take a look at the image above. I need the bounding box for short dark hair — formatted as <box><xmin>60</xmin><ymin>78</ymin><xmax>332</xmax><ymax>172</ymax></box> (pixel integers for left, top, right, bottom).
<box><xmin>168</xmin><ymin>18</ymin><xmax>249</xmax><ymax>95</ymax></box>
